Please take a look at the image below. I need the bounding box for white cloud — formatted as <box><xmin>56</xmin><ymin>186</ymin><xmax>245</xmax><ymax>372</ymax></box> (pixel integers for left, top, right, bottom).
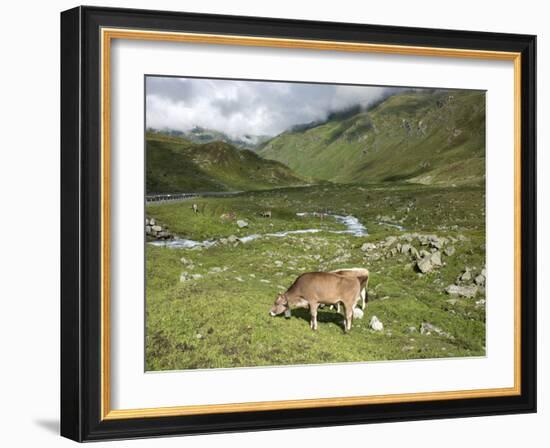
<box><xmin>146</xmin><ymin>77</ymin><xmax>401</xmax><ymax>138</ymax></box>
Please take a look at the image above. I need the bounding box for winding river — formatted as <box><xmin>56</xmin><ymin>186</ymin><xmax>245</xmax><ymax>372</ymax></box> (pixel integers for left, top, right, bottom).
<box><xmin>149</xmin><ymin>212</ymin><xmax>369</xmax><ymax>250</ymax></box>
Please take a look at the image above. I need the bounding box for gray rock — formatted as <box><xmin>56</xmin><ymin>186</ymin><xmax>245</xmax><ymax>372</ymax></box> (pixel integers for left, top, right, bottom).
<box><xmin>405</xmin><ymin>326</ymin><xmax>417</xmax><ymax>333</ymax></box>
<box><xmin>401</xmin><ymin>243</ymin><xmax>411</xmax><ymax>254</ymax></box>
<box><xmin>361</xmin><ymin>242</ymin><xmax>376</xmax><ymax>252</ymax></box>
<box><xmin>236</xmin><ymin>220</ymin><xmax>249</xmax><ymax>228</ymax></box>
<box><xmin>459</xmin><ymin>269</ymin><xmax>472</xmax><ymax>282</ymax></box>
<box><xmin>191</xmin><ymin>274</ymin><xmax>203</xmax><ymax>280</ymax></box>
<box><xmin>420</xmin><ymin>322</ymin><xmax>453</xmax><ymax>338</ymax></box>
<box><xmin>353</xmin><ymin>308</ymin><xmax>364</xmax><ymax>319</ymax></box>
<box><xmin>210</xmin><ymin>267</ymin><xmax>223</xmax><ymax>273</ymax></box>
<box><xmin>446</xmin><ymin>298</ymin><xmax>459</xmax><ymax>305</ymax></box>
<box><xmin>417</xmin><ymin>257</ymin><xmax>433</xmax><ymax>274</ymax></box>
<box><xmin>410</xmin><ymin>246</ymin><xmax>420</xmax><ymax>259</ymax></box>
<box><xmin>149</xmin><ymin>218</ymin><xmax>156</xmax><ymax>226</ymax></box>
<box><xmin>445</xmin><ymin>284</ymin><xmax>478</xmax><ymax>298</ymax></box>
<box><xmin>430</xmin><ymin>251</ymin><xmax>442</xmax><ymax>266</ymax></box>
<box><xmin>444</xmin><ymin>246</ymin><xmax>456</xmax><ymax>256</ymax></box>
<box><xmin>474</xmin><ymin>274</ymin><xmax>486</xmax><ymax>286</ymax></box>
<box><xmin>369</xmin><ymin>315</ymin><xmax>384</xmax><ymax>331</ymax></box>
<box><xmin>227</xmin><ymin>235</ymin><xmax>238</xmax><ymax>243</ymax></box>
<box><xmin>151</xmin><ymin>225</ymin><xmax>162</xmax><ymax>232</ymax></box>
<box><xmin>145</xmin><ymin>225</ymin><xmax>152</xmax><ymax>234</ymax></box>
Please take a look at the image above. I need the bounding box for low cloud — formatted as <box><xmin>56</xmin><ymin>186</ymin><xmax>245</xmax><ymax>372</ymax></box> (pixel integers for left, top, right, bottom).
<box><xmin>146</xmin><ymin>77</ymin><xmax>402</xmax><ymax>138</ymax></box>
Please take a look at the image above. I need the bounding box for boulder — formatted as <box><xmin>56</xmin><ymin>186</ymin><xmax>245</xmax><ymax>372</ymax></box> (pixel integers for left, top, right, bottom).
<box><xmin>474</xmin><ymin>274</ymin><xmax>486</xmax><ymax>286</ymax></box>
<box><xmin>444</xmin><ymin>246</ymin><xmax>456</xmax><ymax>256</ymax></box>
<box><xmin>361</xmin><ymin>242</ymin><xmax>376</xmax><ymax>252</ymax></box>
<box><xmin>420</xmin><ymin>322</ymin><xmax>453</xmax><ymax>339</ymax></box>
<box><xmin>145</xmin><ymin>225</ymin><xmax>152</xmax><ymax>234</ymax></box>
<box><xmin>353</xmin><ymin>308</ymin><xmax>364</xmax><ymax>319</ymax></box>
<box><xmin>369</xmin><ymin>315</ymin><xmax>384</xmax><ymax>331</ymax></box>
<box><xmin>430</xmin><ymin>251</ymin><xmax>442</xmax><ymax>267</ymax></box>
<box><xmin>227</xmin><ymin>235</ymin><xmax>238</xmax><ymax>243</ymax></box>
<box><xmin>445</xmin><ymin>284</ymin><xmax>478</xmax><ymax>298</ymax></box>
<box><xmin>417</xmin><ymin>257</ymin><xmax>433</xmax><ymax>274</ymax></box>
<box><xmin>459</xmin><ymin>269</ymin><xmax>472</xmax><ymax>282</ymax></box>
<box><xmin>400</xmin><ymin>243</ymin><xmax>411</xmax><ymax>254</ymax></box>
<box><xmin>149</xmin><ymin>218</ymin><xmax>156</xmax><ymax>226</ymax></box>
<box><xmin>151</xmin><ymin>225</ymin><xmax>162</xmax><ymax>233</ymax></box>
<box><xmin>236</xmin><ymin>220</ymin><xmax>249</xmax><ymax>228</ymax></box>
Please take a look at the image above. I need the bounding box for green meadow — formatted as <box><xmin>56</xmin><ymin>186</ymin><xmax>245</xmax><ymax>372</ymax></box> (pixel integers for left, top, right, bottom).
<box><xmin>145</xmin><ymin>183</ymin><xmax>486</xmax><ymax>371</ymax></box>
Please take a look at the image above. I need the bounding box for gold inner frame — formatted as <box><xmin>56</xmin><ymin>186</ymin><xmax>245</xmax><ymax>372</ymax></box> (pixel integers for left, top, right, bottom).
<box><xmin>100</xmin><ymin>28</ymin><xmax>522</xmax><ymax>420</ymax></box>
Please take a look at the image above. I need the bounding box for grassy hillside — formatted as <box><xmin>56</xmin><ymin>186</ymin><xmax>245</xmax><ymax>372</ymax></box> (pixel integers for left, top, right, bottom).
<box><xmin>259</xmin><ymin>90</ymin><xmax>485</xmax><ymax>185</ymax></box>
<box><xmin>150</xmin><ymin>127</ymin><xmax>270</xmax><ymax>150</ymax></box>
<box><xmin>146</xmin><ymin>132</ymin><xmax>306</xmax><ymax>193</ymax></box>
<box><xmin>145</xmin><ymin>183</ymin><xmax>486</xmax><ymax>370</ymax></box>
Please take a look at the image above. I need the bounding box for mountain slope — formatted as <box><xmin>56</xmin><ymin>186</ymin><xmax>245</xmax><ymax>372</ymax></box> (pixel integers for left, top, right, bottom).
<box><xmin>258</xmin><ymin>90</ymin><xmax>485</xmax><ymax>185</ymax></box>
<box><xmin>146</xmin><ymin>133</ymin><xmax>306</xmax><ymax>193</ymax></box>
<box><xmin>148</xmin><ymin>127</ymin><xmax>271</xmax><ymax>150</ymax></box>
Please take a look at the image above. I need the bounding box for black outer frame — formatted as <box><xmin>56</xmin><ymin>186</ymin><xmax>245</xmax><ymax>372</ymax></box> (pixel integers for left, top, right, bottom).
<box><xmin>60</xmin><ymin>5</ymin><xmax>537</xmax><ymax>442</ymax></box>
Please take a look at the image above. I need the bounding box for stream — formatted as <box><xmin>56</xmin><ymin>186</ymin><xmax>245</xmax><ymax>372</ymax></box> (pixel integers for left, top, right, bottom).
<box><xmin>149</xmin><ymin>212</ymin><xmax>369</xmax><ymax>250</ymax></box>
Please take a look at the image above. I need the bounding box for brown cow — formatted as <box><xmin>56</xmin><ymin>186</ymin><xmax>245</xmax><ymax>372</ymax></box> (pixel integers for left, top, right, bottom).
<box><xmin>269</xmin><ymin>272</ymin><xmax>361</xmax><ymax>332</ymax></box>
<box><xmin>330</xmin><ymin>268</ymin><xmax>369</xmax><ymax>311</ymax></box>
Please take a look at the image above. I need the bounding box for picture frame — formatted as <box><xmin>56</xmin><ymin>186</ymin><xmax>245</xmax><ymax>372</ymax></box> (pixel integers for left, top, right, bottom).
<box><xmin>60</xmin><ymin>5</ymin><xmax>536</xmax><ymax>442</ymax></box>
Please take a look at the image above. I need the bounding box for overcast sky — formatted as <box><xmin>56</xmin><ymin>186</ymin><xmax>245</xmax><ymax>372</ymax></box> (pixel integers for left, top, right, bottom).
<box><xmin>146</xmin><ymin>77</ymin><xmax>402</xmax><ymax>138</ymax></box>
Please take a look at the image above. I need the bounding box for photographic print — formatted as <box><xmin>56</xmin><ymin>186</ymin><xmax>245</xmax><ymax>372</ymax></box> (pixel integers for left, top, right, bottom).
<box><xmin>144</xmin><ymin>76</ymin><xmax>486</xmax><ymax>371</ymax></box>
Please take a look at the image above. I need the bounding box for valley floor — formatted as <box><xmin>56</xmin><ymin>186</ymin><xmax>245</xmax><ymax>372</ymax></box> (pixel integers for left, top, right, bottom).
<box><xmin>145</xmin><ymin>183</ymin><xmax>486</xmax><ymax>371</ymax></box>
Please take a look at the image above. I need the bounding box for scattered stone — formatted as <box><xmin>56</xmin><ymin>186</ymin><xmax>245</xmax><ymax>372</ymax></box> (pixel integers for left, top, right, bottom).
<box><xmin>361</xmin><ymin>242</ymin><xmax>376</xmax><ymax>252</ymax></box>
<box><xmin>459</xmin><ymin>269</ymin><xmax>472</xmax><ymax>282</ymax></box>
<box><xmin>417</xmin><ymin>257</ymin><xmax>433</xmax><ymax>274</ymax></box>
<box><xmin>474</xmin><ymin>274</ymin><xmax>486</xmax><ymax>286</ymax></box>
<box><xmin>151</xmin><ymin>225</ymin><xmax>162</xmax><ymax>232</ymax></box>
<box><xmin>410</xmin><ymin>246</ymin><xmax>420</xmax><ymax>259</ymax></box>
<box><xmin>430</xmin><ymin>251</ymin><xmax>442</xmax><ymax>267</ymax></box>
<box><xmin>260</xmin><ymin>279</ymin><xmax>270</xmax><ymax>284</ymax></box>
<box><xmin>446</xmin><ymin>298</ymin><xmax>459</xmax><ymax>306</ymax></box>
<box><xmin>444</xmin><ymin>246</ymin><xmax>456</xmax><ymax>256</ymax></box>
<box><xmin>145</xmin><ymin>225</ymin><xmax>151</xmax><ymax>233</ymax></box>
<box><xmin>400</xmin><ymin>243</ymin><xmax>411</xmax><ymax>254</ymax></box>
<box><xmin>149</xmin><ymin>218</ymin><xmax>156</xmax><ymax>226</ymax></box>
<box><xmin>274</xmin><ymin>260</ymin><xmax>283</xmax><ymax>267</ymax></box>
<box><xmin>234</xmin><ymin>276</ymin><xmax>244</xmax><ymax>282</ymax></box>
<box><xmin>420</xmin><ymin>322</ymin><xmax>453</xmax><ymax>339</ymax></box>
<box><xmin>445</xmin><ymin>284</ymin><xmax>477</xmax><ymax>298</ymax></box>
<box><xmin>405</xmin><ymin>326</ymin><xmax>417</xmax><ymax>333</ymax></box>
<box><xmin>353</xmin><ymin>308</ymin><xmax>364</xmax><ymax>319</ymax></box>
<box><xmin>195</xmin><ymin>333</ymin><xmax>203</xmax><ymax>339</ymax></box>
<box><xmin>369</xmin><ymin>315</ymin><xmax>384</xmax><ymax>331</ymax></box>
<box><xmin>210</xmin><ymin>267</ymin><xmax>223</xmax><ymax>273</ymax></box>
<box><xmin>227</xmin><ymin>235</ymin><xmax>239</xmax><ymax>243</ymax></box>
<box><xmin>236</xmin><ymin>220</ymin><xmax>249</xmax><ymax>228</ymax></box>
<box><xmin>180</xmin><ymin>257</ymin><xmax>191</xmax><ymax>265</ymax></box>
<box><xmin>475</xmin><ymin>299</ymin><xmax>486</xmax><ymax>307</ymax></box>
<box><xmin>191</xmin><ymin>274</ymin><xmax>203</xmax><ymax>280</ymax></box>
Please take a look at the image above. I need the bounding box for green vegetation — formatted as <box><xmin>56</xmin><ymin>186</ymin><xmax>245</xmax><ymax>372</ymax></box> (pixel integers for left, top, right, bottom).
<box><xmin>259</xmin><ymin>90</ymin><xmax>485</xmax><ymax>186</ymax></box>
<box><xmin>146</xmin><ymin>132</ymin><xmax>306</xmax><ymax>193</ymax></box>
<box><xmin>146</xmin><ymin>184</ymin><xmax>486</xmax><ymax>371</ymax></box>
<box><xmin>145</xmin><ymin>88</ymin><xmax>486</xmax><ymax>371</ymax></box>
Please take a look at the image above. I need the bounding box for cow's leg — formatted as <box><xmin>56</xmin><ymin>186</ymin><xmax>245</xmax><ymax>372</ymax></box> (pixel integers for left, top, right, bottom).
<box><xmin>344</xmin><ymin>303</ymin><xmax>353</xmax><ymax>332</ymax></box>
<box><xmin>336</xmin><ymin>302</ymin><xmax>341</xmax><ymax>314</ymax></box>
<box><xmin>360</xmin><ymin>289</ymin><xmax>366</xmax><ymax>310</ymax></box>
<box><xmin>310</xmin><ymin>302</ymin><xmax>319</xmax><ymax>331</ymax></box>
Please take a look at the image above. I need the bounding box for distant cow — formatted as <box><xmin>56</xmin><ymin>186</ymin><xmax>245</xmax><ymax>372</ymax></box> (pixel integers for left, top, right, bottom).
<box><xmin>191</xmin><ymin>203</ymin><xmax>199</xmax><ymax>214</ymax></box>
<box><xmin>259</xmin><ymin>210</ymin><xmax>272</xmax><ymax>218</ymax></box>
<box><xmin>330</xmin><ymin>268</ymin><xmax>369</xmax><ymax>310</ymax></box>
<box><xmin>269</xmin><ymin>272</ymin><xmax>361</xmax><ymax>332</ymax></box>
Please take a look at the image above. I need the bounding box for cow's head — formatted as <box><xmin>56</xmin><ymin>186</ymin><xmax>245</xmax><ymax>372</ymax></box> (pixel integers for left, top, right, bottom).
<box><xmin>269</xmin><ymin>293</ymin><xmax>289</xmax><ymax>317</ymax></box>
